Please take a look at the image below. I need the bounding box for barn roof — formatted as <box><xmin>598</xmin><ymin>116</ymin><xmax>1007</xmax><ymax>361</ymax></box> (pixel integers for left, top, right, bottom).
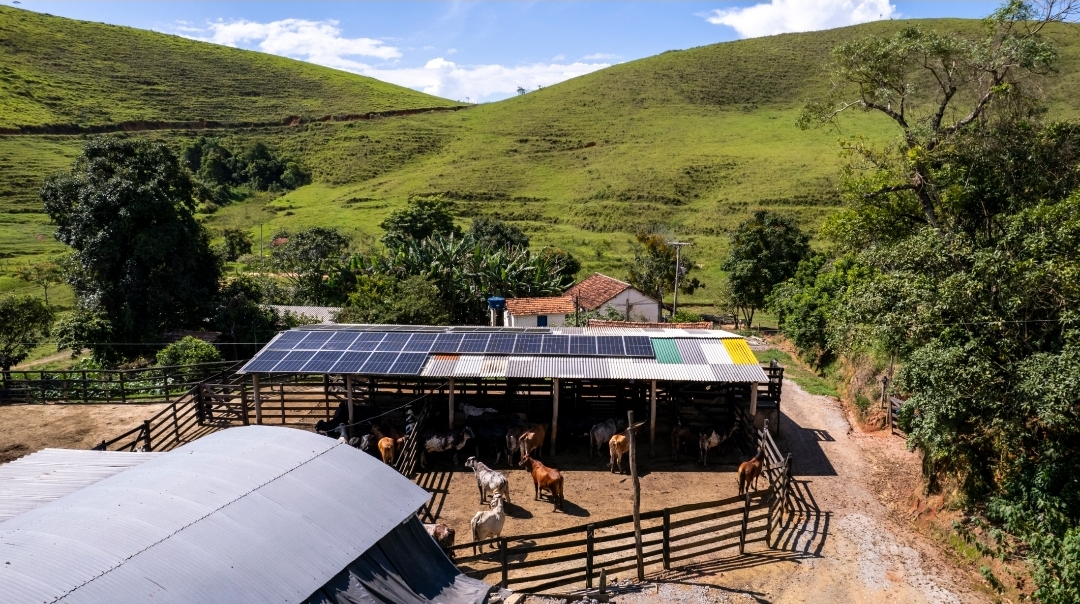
<box><xmin>564</xmin><ymin>272</ymin><xmax>639</xmax><ymax>309</ymax></box>
<box><xmin>0</xmin><ymin>427</ymin><xmax>432</xmax><ymax>604</ymax></box>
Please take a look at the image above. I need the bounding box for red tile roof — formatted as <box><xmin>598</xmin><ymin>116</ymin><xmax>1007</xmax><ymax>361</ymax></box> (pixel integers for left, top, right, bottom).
<box><xmin>587</xmin><ymin>320</ymin><xmax>714</xmax><ymax>330</ymax></box>
<box><xmin>505</xmin><ymin>296</ymin><xmax>575</xmax><ymax>316</ymax></box>
<box><xmin>565</xmin><ymin>273</ymin><xmax>634</xmax><ymax>310</ymax></box>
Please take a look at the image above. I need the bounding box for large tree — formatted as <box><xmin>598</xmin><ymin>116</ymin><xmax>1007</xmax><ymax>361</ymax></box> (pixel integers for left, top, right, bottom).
<box><xmin>626</xmin><ymin>232</ymin><xmax>702</xmax><ymax>315</ymax></box>
<box><xmin>379</xmin><ymin>196</ymin><xmax>461</xmax><ymax>250</ymax></box>
<box><xmin>42</xmin><ymin>137</ymin><xmax>220</xmax><ymax>362</ymax></box>
<box><xmin>0</xmin><ymin>296</ymin><xmax>52</xmax><ymax>381</ymax></box>
<box><xmin>720</xmin><ymin>211</ymin><xmax>809</xmax><ymax>328</ymax></box>
<box><xmin>270</xmin><ymin>227</ymin><xmax>351</xmax><ymax>305</ymax></box>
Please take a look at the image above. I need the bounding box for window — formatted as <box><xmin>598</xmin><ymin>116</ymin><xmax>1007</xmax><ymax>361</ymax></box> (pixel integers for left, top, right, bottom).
<box><xmin>536</xmin><ymin>315</ymin><xmax>548</xmax><ymax>327</ymax></box>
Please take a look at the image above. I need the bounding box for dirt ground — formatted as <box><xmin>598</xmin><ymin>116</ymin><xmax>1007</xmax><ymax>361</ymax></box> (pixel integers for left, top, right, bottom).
<box><xmin>0</xmin><ymin>403</ymin><xmax>167</xmax><ymax>463</ymax></box>
<box><xmin>438</xmin><ymin>380</ymin><xmax>994</xmax><ymax>604</ymax></box>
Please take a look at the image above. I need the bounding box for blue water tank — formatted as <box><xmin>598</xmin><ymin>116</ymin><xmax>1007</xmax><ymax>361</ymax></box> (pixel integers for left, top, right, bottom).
<box><xmin>487</xmin><ymin>296</ymin><xmax>506</xmax><ymax>311</ymax></box>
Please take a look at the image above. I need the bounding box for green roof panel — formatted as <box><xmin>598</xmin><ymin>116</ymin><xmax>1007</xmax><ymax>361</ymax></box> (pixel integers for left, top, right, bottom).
<box><xmin>651</xmin><ymin>339</ymin><xmax>683</xmax><ymax>364</ymax></box>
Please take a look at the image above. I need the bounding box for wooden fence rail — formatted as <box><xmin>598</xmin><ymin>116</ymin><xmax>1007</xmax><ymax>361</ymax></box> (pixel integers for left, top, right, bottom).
<box><xmin>1</xmin><ymin>360</ymin><xmax>244</xmax><ymax>404</ymax></box>
<box><xmin>888</xmin><ymin>396</ymin><xmax>904</xmax><ymax>435</ymax></box>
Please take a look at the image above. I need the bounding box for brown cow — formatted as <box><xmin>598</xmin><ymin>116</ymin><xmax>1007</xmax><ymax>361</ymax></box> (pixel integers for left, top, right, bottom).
<box><xmin>519</xmin><ymin>454</ymin><xmax>564</xmax><ymax>511</ymax></box>
<box><xmin>608</xmin><ymin>432</ymin><xmax>630</xmax><ymax>474</ymax></box>
<box><xmin>372</xmin><ymin>425</ymin><xmax>397</xmax><ymax>465</ymax></box>
<box><xmin>738</xmin><ymin>448</ymin><xmax>767</xmax><ymax>495</ymax></box>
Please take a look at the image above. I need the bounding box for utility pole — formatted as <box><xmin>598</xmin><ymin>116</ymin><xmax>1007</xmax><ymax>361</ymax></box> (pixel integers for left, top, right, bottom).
<box><xmin>669</xmin><ymin>241</ymin><xmax>692</xmax><ymax>319</ymax></box>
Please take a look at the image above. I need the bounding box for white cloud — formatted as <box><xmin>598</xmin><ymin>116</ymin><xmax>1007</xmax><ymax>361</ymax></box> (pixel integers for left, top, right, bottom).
<box><xmin>583</xmin><ymin>53</ymin><xmax>619</xmax><ymax>60</ymax></box>
<box><xmin>446</xmin><ymin>48</ymin><xmax>458</xmax><ymax>55</ymax></box>
<box><xmin>363</xmin><ymin>58</ymin><xmax>611</xmax><ymax>101</ymax></box>
<box><xmin>706</xmin><ymin>0</ymin><xmax>896</xmax><ymax>38</ymax></box>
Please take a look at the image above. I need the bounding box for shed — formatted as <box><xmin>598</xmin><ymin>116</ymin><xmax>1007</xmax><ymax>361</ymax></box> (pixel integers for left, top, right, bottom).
<box><xmin>0</xmin><ymin>427</ymin><xmax>490</xmax><ymax>604</ymax></box>
<box><xmin>504</xmin><ymin>295</ymin><xmax>575</xmax><ymax>327</ymax></box>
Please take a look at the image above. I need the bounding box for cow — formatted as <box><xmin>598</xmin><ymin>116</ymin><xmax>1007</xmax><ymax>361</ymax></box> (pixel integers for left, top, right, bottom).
<box><xmin>699</xmin><ymin>424</ymin><xmax>738</xmax><ymax>467</ymax></box>
<box><xmin>420</xmin><ymin>427</ymin><xmax>475</xmax><ymax>468</ymax></box>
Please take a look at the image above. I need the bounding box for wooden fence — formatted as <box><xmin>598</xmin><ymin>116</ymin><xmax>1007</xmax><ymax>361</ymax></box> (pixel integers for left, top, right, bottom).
<box><xmin>0</xmin><ymin>361</ymin><xmax>243</xmax><ymax>404</ymax></box>
<box><xmin>888</xmin><ymin>396</ymin><xmax>904</xmax><ymax>435</ymax></box>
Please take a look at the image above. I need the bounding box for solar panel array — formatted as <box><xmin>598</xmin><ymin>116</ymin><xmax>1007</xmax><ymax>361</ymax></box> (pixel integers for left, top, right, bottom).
<box><xmin>242</xmin><ymin>330</ymin><xmax>656</xmax><ymax>374</ymax></box>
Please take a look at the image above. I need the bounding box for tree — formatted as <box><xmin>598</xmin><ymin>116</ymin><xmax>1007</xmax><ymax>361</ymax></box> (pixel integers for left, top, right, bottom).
<box><xmin>41</xmin><ymin>137</ymin><xmax>221</xmax><ymax>363</ymax></box>
<box><xmin>516</xmin><ymin>86</ymin><xmax>527</xmax><ymax>95</ymax></box>
<box><xmin>721</xmin><ymin>211</ymin><xmax>809</xmax><ymax>328</ymax></box>
<box><xmin>336</xmin><ymin>274</ymin><xmax>449</xmax><ymax>325</ymax></box>
<box><xmin>221</xmin><ymin>228</ymin><xmax>253</xmax><ymax>261</ymax></box>
<box><xmin>270</xmin><ymin>227</ymin><xmax>350</xmax><ymax>305</ymax></box>
<box><xmin>626</xmin><ymin>232</ymin><xmax>702</xmax><ymax>315</ymax></box>
<box><xmin>379</xmin><ymin>196</ymin><xmax>461</xmax><ymax>250</ymax></box>
<box><xmin>467</xmin><ymin>217</ymin><xmax>529</xmax><ymax>251</ymax></box>
<box><xmin>15</xmin><ymin>259</ymin><xmax>64</xmax><ymax>305</ymax></box>
<box><xmin>212</xmin><ymin>276</ymin><xmax>280</xmax><ymax>344</ymax></box>
<box><xmin>0</xmin><ymin>296</ymin><xmax>52</xmax><ymax>381</ymax></box>
<box><xmin>155</xmin><ymin>335</ymin><xmax>223</xmax><ymax>367</ymax></box>
<box><xmin>540</xmin><ymin>248</ymin><xmax>581</xmax><ymax>285</ymax></box>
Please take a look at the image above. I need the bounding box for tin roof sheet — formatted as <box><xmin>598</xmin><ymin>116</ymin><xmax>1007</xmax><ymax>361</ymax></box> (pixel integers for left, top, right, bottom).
<box><xmin>0</xmin><ymin>426</ymin><xmax>429</xmax><ymax>604</ymax></box>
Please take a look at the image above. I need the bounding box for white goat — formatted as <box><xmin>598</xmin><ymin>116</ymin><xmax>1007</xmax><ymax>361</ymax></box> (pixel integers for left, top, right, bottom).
<box><xmin>465</xmin><ymin>456</ymin><xmax>511</xmax><ymax>505</ymax></box>
<box><xmin>470</xmin><ymin>493</ymin><xmax>506</xmax><ymax>554</ymax></box>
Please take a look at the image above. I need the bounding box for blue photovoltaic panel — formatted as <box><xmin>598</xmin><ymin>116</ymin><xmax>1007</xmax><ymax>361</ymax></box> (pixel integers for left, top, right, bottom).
<box><xmin>376</xmin><ymin>332</ymin><xmax>412</xmax><ymax>351</ymax></box>
<box><xmin>296</xmin><ymin>331</ymin><xmax>334</xmax><ymax>349</ymax></box>
<box><xmin>243</xmin><ymin>350</ymin><xmax>287</xmax><ymax>372</ymax></box>
<box><xmin>330</xmin><ymin>351</ymin><xmax>370</xmax><ymax>373</ymax></box>
<box><xmin>486</xmin><ymin>333</ymin><xmax>517</xmax><ymax>354</ymax></box>
<box><xmin>302</xmin><ymin>350</ymin><xmax>344</xmax><ymax>373</ymax></box>
<box><xmin>569</xmin><ymin>336</ymin><xmax>596</xmax><ymax>355</ymax></box>
<box><xmin>403</xmin><ymin>333</ymin><xmax>437</xmax><ymax>352</ymax></box>
<box><xmin>361</xmin><ymin>352</ymin><xmax>398</xmax><ymax>374</ymax></box>
<box><xmin>596</xmin><ymin>336</ymin><xmax>624</xmax><ymax>356</ymax></box>
<box><xmin>349</xmin><ymin>332</ymin><xmax>386</xmax><ymax>351</ymax></box>
<box><xmin>323</xmin><ymin>331</ymin><xmax>359</xmax><ymax>351</ymax></box>
<box><xmin>275</xmin><ymin>351</ymin><xmax>315</xmax><ymax>372</ymax></box>
<box><xmin>431</xmin><ymin>333</ymin><xmax>464</xmax><ymax>353</ymax></box>
<box><xmin>268</xmin><ymin>331</ymin><xmax>307</xmax><ymax>350</ymax></box>
<box><xmin>623</xmin><ymin>336</ymin><xmax>655</xmax><ymax>357</ymax></box>
<box><xmin>389</xmin><ymin>352</ymin><xmax>428</xmax><ymax>375</ymax></box>
<box><xmin>514</xmin><ymin>334</ymin><xmax>543</xmax><ymax>354</ymax></box>
<box><xmin>458</xmin><ymin>334</ymin><xmax>490</xmax><ymax>353</ymax></box>
<box><xmin>541</xmin><ymin>335</ymin><xmax>569</xmax><ymax>355</ymax></box>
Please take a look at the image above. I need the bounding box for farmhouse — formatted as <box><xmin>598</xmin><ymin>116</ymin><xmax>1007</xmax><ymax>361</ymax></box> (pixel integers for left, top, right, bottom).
<box><xmin>0</xmin><ymin>427</ymin><xmax>490</xmax><ymax>604</ymax></box>
<box><xmin>503</xmin><ymin>295</ymin><xmax>575</xmax><ymax>327</ymax></box>
<box><xmin>565</xmin><ymin>272</ymin><xmax>661</xmax><ymax>322</ymax></box>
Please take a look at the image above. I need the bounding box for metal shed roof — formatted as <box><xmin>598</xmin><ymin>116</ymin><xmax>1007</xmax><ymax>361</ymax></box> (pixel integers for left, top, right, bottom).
<box><xmin>0</xmin><ymin>427</ymin><xmax>430</xmax><ymax>604</ymax></box>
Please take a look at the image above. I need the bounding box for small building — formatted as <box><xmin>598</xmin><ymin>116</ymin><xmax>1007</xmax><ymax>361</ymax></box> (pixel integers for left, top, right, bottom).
<box><xmin>504</xmin><ymin>296</ymin><xmax>575</xmax><ymax>327</ymax></box>
<box><xmin>565</xmin><ymin>273</ymin><xmax>660</xmax><ymax>322</ymax></box>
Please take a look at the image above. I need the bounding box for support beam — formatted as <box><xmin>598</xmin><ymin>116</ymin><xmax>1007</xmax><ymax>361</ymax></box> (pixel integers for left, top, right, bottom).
<box><xmin>649</xmin><ymin>380</ymin><xmax>657</xmax><ymax>447</ymax></box>
<box><xmin>448</xmin><ymin>377</ymin><xmax>455</xmax><ymax>430</ymax></box>
<box><xmin>346</xmin><ymin>375</ymin><xmax>354</xmax><ymax>438</ymax></box>
<box><xmin>252</xmin><ymin>373</ymin><xmax>263</xmax><ymax>425</ymax></box>
<box><xmin>750</xmin><ymin>382</ymin><xmax>759</xmax><ymax>417</ymax></box>
<box><xmin>551</xmin><ymin>378</ymin><xmax>560</xmax><ymax>456</ymax></box>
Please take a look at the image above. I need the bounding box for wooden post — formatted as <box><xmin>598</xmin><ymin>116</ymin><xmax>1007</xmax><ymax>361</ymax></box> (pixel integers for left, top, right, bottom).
<box><xmin>240</xmin><ymin>382</ymin><xmax>250</xmax><ymax>426</ymax></box>
<box><xmin>739</xmin><ymin>492</ymin><xmax>751</xmax><ymax>554</ymax></box>
<box><xmin>346</xmin><ymin>375</ymin><xmax>354</xmax><ymax>438</ymax></box>
<box><xmin>662</xmin><ymin>508</ymin><xmax>671</xmax><ymax>570</ymax></box>
<box><xmin>585</xmin><ymin>524</ymin><xmax>595</xmax><ymax>589</ymax></box>
<box><xmin>119</xmin><ymin>371</ymin><xmax>126</xmax><ymax>403</ymax></box>
<box><xmin>551</xmin><ymin>378</ymin><xmax>559</xmax><ymax>456</ymax></box>
<box><xmin>81</xmin><ymin>370</ymin><xmax>88</xmax><ymax>403</ymax></box>
<box><xmin>142</xmin><ymin>420</ymin><xmax>152</xmax><ymax>451</ymax></box>
<box><xmin>279</xmin><ymin>380</ymin><xmax>286</xmax><ymax>424</ymax></box>
<box><xmin>448</xmin><ymin>377</ymin><xmax>455</xmax><ymax>430</ymax></box>
<box><xmin>164</xmin><ymin>367</ymin><xmax>171</xmax><ymax>404</ymax></box>
<box><xmin>599</xmin><ymin>569</ymin><xmax>608</xmax><ymax>594</ymax></box>
<box><xmin>649</xmin><ymin>380</ymin><xmax>657</xmax><ymax>451</ymax></box>
<box><xmin>628</xmin><ymin>409</ymin><xmax>644</xmax><ymax>581</ymax></box>
<box><xmin>782</xmin><ymin>453</ymin><xmax>793</xmax><ymax>513</ymax></box>
<box><xmin>749</xmin><ymin>381</ymin><xmax>759</xmax><ymax>418</ymax></box>
<box><xmin>253</xmin><ymin>373</ymin><xmax>263</xmax><ymax>425</ymax></box>
<box><xmin>171</xmin><ymin>401</ymin><xmax>181</xmax><ymax>446</ymax></box>
<box><xmin>500</xmin><ymin>537</ymin><xmax>509</xmax><ymax>588</ymax></box>
<box><xmin>323</xmin><ymin>374</ymin><xmax>331</xmax><ymax>420</ymax></box>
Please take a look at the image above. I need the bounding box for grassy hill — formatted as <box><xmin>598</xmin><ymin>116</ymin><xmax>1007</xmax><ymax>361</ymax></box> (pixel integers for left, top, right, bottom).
<box><xmin>3</xmin><ymin>6</ymin><xmax>1080</xmax><ymax>311</ymax></box>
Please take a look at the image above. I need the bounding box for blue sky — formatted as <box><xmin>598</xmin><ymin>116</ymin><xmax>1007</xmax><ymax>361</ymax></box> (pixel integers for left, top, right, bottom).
<box><xmin>12</xmin><ymin>1</ymin><xmax>1001</xmax><ymax>102</ymax></box>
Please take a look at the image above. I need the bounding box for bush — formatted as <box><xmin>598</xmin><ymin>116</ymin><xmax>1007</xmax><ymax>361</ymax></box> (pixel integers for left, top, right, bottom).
<box><xmin>156</xmin><ymin>336</ymin><xmax>223</xmax><ymax>367</ymax></box>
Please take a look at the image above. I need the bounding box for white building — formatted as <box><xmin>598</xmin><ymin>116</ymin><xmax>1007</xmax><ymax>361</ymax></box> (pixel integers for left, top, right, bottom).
<box><xmin>565</xmin><ymin>273</ymin><xmax>660</xmax><ymax>322</ymax></box>
<box><xmin>504</xmin><ymin>296</ymin><xmax>575</xmax><ymax>327</ymax></box>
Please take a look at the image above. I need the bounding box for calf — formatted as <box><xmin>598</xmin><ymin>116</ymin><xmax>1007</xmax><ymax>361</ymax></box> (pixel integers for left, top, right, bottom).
<box><xmin>671</xmin><ymin>415</ymin><xmax>697</xmax><ymax>463</ymax></box>
<box><xmin>699</xmin><ymin>425</ymin><xmax>738</xmax><ymax>467</ymax></box>
<box><xmin>423</xmin><ymin>523</ymin><xmax>456</xmax><ymax>558</ymax></box>
<box><xmin>738</xmin><ymin>447</ymin><xmax>767</xmax><ymax>495</ymax></box>
<box><xmin>420</xmin><ymin>427</ymin><xmax>475</xmax><ymax>468</ymax></box>
<box><xmin>608</xmin><ymin>432</ymin><xmax>631</xmax><ymax>474</ymax></box>
<box><xmin>470</xmin><ymin>493</ymin><xmax>506</xmax><ymax>554</ymax></box>
<box><xmin>519</xmin><ymin>454</ymin><xmax>564</xmax><ymax>511</ymax></box>
<box><xmin>589</xmin><ymin>418</ymin><xmax>628</xmax><ymax>458</ymax></box>
<box><xmin>517</xmin><ymin>424</ymin><xmax>547</xmax><ymax>461</ymax></box>
<box><xmin>465</xmin><ymin>456</ymin><xmax>511</xmax><ymax>504</ymax></box>
<box><xmin>377</xmin><ymin>437</ymin><xmax>396</xmax><ymax>465</ymax></box>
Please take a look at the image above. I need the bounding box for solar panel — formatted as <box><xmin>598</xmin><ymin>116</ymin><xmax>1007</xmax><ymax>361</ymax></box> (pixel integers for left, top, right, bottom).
<box><xmin>302</xmin><ymin>350</ymin><xmax>344</xmax><ymax>372</ymax></box>
<box><xmin>569</xmin><ymin>335</ymin><xmax>596</xmax><ymax>355</ymax></box>
<box><xmin>403</xmin><ymin>333</ymin><xmax>437</xmax><ymax>352</ymax></box>
<box><xmin>330</xmin><ymin>351</ymin><xmax>370</xmax><ymax>373</ymax></box>
<box><xmin>541</xmin><ymin>335</ymin><xmax>569</xmax><ymax>355</ymax></box>
<box><xmin>431</xmin><ymin>333</ymin><xmax>464</xmax><ymax>353</ymax></box>
<box><xmin>458</xmin><ymin>334</ymin><xmax>490</xmax><ymax>353</ymax></box>
<box><xmin>514</xmin><ymin>334</ymin><xmax>543</xmax><ymax>354</ymax></box>
<box><xmin>486</xmin><ymin>333</ymin><xmax>517</xmax><ymax>354</ymax></box>
<box><xmin>243</xmin><ymin>350</ymin><xmax>287</xmax><ymax>372</ymax></box>
<box><xmin>596</xmin><ymin>336</ymin><xmax>624</xmax><ymax>356</ymax></box>
<box><xmin>275</xmin><ymin>351</ymin><xmax>315</xmax><ymax>372</ymax></box>
<box><xmin>322</xmin><ymin>331</ymin><xmax>359</xmax><ymax>351</ymax></box>
<box><xmin>297</xmin><ymin>331</ymin><xmax>334</xmax><ymax>349</ymax></box>
<box><xmin>361</xmin><ymin>352</ymin><xmax>398</xmax><ymax>374</ymax></box>
<box><xmin>349</xmin><ymin>332</ymin><xmax>386</xmax><ymax>351</ymax></box>
<box><xmin>268</xmin><ymin>331</ymin><xmax>307</xmax><ymax>350</ymax></box>
<box><xmin>376</xmin><ymin>332</ymin><xmax>412</xmax><ymax>351</ymax></box>
<box><xmin>623</xmin><ymin>336</ymin><xmax>655</xmax><ymax>357</ymax></box>
<box><xmin>389</xmin><ymin>352</ymin><xmax>428</xmax><ymax>375</ymax></box>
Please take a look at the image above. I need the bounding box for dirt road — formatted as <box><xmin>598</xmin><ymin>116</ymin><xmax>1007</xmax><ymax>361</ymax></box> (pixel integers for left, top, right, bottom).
<box><xmin>0</xmin><ymin>403</ymin><xmax>167</xmax><ymax>463</ymax></box>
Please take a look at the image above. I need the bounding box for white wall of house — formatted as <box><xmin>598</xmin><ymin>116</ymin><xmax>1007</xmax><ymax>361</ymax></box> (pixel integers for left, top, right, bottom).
<box><xmin>504</xmin><ymin>312</ymin><xmax>569</xmax><ymax>327</ymax></box>
<box><xmin>599</xmin><ymin>288</ymin><xmax>660</xmax><ymax>322</ymax></box>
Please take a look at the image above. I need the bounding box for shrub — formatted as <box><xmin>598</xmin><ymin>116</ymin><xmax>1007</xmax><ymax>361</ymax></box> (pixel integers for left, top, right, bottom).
<box><xmin>156</xmin><ymin>336</ymin><xmax>223</xmax><ymax>367</ymax></box>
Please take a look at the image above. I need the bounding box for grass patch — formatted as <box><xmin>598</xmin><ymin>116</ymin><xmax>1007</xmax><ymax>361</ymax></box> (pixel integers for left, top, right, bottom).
<box><xmin>754</xmin><ymin>348</ymin><xmax>840</xmax><ymax>397</ymax></box>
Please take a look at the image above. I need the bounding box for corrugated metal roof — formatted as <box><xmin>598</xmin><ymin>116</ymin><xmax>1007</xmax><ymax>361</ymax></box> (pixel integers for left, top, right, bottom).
<box><xmin>675</xmin><ymin>339</ymin><xmax>709</xmax><ymax>365</ymax></box>
<box><xmin>651</xmin><ymin>339</ymin><xmax>683</xmax><ymax>364</ymax></box>
<box><xmin>420</xmin><ymin>353</ymin><xmax>769</xmax><ymax>383</ymax></box>
<box><xmin>0</xmin><ymin>426</ymin><xmax>430</xmax><ymax>604</ymax></box>
<box><xmin>723</xmin><ymin>338</ymin><xmax>759</xmax><ymax>364</ymax></box>
<box><xmin>0</xmin><ymin>449</ymin><xmax>163</xmax><ymax>523</ymax></box>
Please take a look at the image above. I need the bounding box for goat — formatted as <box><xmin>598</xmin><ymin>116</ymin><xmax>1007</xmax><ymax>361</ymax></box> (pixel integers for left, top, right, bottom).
<box><xmin>460</xmin><ymin>402</ymin><xmax>499</xmax><ymax>418</ymax></box>
<box><xmin>421</xmin><ymin>426</ymin><xmax>474</xmax><ymax>468</ymax></box>
<box><xmin>358</xmin><ymin>433</ymin><xmax>380</xmax><ymax>458</ymax></box>
<box><xmin>423</xmin><ymin>523</ymin><xmax>456</xmax><ymax>558</ymax></box>
<box><xmin>738</xmin><ymin>447</ymin><xmax>768</xmax><ymax>495</ymax></box>
<box><xmin>505</xmin><ymin>424</ymin><xmax>529</xmax><ymax>466</ymax></box>
<box><xmin>699</xmin><ymin>424</ymin><xmax>738</xmax><ymax>467</ymax></box>
<box><xmin>517</xmin><ymin>424</ymin><xmax>547</xmax><ymax>461</ymax></box>
<box><xmin>470</xmin><ymin>416</ymin><xmax>521</xmax><ymax>466</ymax></box>
<box><xmin>671</xmin><ymin>415</ymin><xmax>697</xmax><ymax>463</ymax></box>
<box><xmin>465</xmin><ymin>456</ymin><xmax>511</xmax><ymax>504</ymax></box>
<box><xmin>589</xmin><ymin>418</ymin><xmax>627</xmax><ymax>458</ymax></box>
<box><xmin>519</xmin><ymin>454</ymin><xmax>564</xmax><ymax>511</ymax></box>
<box><xmin>470</xmin><ymin>493</ymin><xmax>506</xmax><ymax>554</ymax></box>
<box><xmin>608</xmin><ymin>432</ymin><xmax>630</xmax><ymax>474</ymax></box>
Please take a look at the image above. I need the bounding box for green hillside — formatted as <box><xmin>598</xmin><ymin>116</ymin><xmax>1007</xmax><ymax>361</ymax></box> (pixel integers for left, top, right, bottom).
<box><xmin>3</xmin><ymin>7</ymin><xmax>1080</xmax><ymax>309</ymax></box>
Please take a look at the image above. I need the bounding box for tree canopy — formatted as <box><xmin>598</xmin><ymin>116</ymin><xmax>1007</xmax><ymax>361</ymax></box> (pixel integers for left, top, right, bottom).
<box><xmin>270</xmin><ymin>227</ymin><xmax>351</xmax><ymax>305</ymax></box>
<box><xmin>720</xmin><ymin>210</ymin><xmax>810</xmax><ymax>328</ymax></box>
<box><xmin>379</xmin><ymin>196</ymin><xmax>461</xmax><ymax>250</ymax></box>
<box><xmin>0</xmin><ymin>296</ymin><xmax>52</xmax><ymax>375</ymax></box>
<box><xmin>626</xmin><ymin>232</ymin><xmax>702</xmax><ymax>313</ymax></box>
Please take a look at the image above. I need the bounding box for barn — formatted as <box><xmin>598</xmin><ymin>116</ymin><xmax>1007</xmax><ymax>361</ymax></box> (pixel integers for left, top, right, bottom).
<box><xmin>0</xmin><ymin>427</ymin><xmax>491</xmax><ymax>604</ymax></box>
